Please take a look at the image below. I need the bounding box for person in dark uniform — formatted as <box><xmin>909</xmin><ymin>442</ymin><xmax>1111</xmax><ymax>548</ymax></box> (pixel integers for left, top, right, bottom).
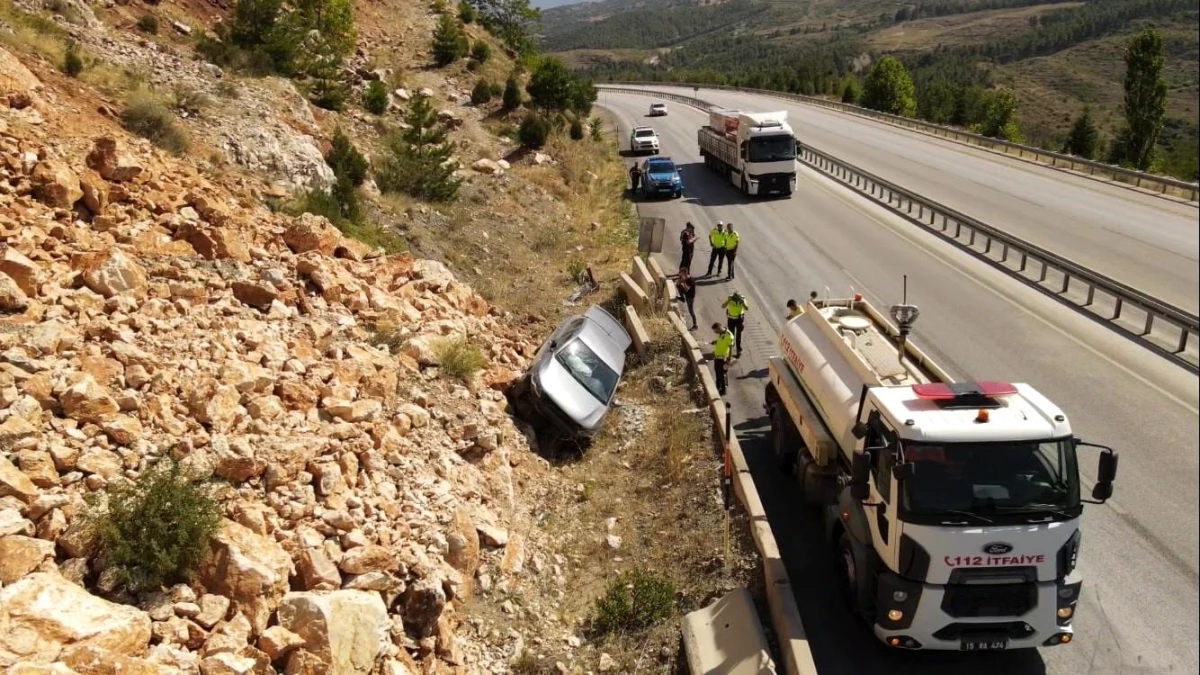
<box><xmin>679</xmin><ymin>222</ymin><xmax>697</xmax><ymax>272</ymax></box>
<box><xmin>629</xmin><ymin>163</ymin><xmax>642</xmax><ymax>195</ymax></box>
<box><xmin>675</xmin><ymin>266</ymin><xmax>697</xmax><ymax>329</ymax></box>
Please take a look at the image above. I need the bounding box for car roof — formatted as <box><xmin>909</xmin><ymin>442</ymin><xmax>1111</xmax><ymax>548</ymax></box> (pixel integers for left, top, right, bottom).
<box><xmin>633</xmin><ymin>126</ymin><xmax>656</xmax><ymax>133</ymax></box>
<box><xmin>650</xmin><ymin>102</ymin><xmax>666</xmax><ymax>106</ymax></box>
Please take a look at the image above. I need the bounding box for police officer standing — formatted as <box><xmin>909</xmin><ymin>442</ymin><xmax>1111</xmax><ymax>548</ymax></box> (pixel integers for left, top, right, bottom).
<box><xmin>705</xmin><ymin>221</ymin><xmax>727</xmax><ymax>278</ymax></box>
<box><xmin>723</xmin><ymin>222</ymin><xmax>740</xmax><ymax>281</ymax></box>
<box><xmin>679</xmin><ymin>222</ymin><xmax>697</xmax><ymax>272</ymax></box>
<box><xmin>710</xmin><ymin>322</ymin><xmax>735</xmax><ymax>396</ymax></box>
<box><xmin>722</xmin><ymin>291</ymin><xmax>748</xmax><ymax>358</ymax></box>
<box><xmin>629</xmin><ymin>163</ymin><xmax>642</xmax><ymax>195</ymax></box>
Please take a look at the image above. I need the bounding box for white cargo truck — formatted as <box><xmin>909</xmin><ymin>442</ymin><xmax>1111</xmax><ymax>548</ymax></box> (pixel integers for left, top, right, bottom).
<box><xmin>764</xmin><ymin>293</ymin><xmax>1119</xmax><ymax>652</ymax></box>
<box><xmin>698</xmin><ymin>108</ymin><xmax>797</xmax><ymax>197</ymax></box>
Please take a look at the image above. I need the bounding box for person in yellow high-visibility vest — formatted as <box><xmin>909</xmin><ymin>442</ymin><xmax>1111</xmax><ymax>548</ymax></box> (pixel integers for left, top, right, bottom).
<box><xmin>722</xmin><ymin>291</ymin><xmax>748</xmax><ymax>358</ymax></box>
<box><xmin>786</xmin><ymin>299</ymin><xmax>803</xmax><ymax>319</ymax></box>
<box><xmin>710</xmin><ymin>322</ymin><xmax>735</xmax><ymax>395</ymax></box>
<box><xmin>723</xmin><ymin>222</ymin><xmax>740</xmax><ymax>281</ymax></box>
<box><xmin>704</xmin><ymin>222</ymin><xmax>727</xmax><ymax>278</ymax></box>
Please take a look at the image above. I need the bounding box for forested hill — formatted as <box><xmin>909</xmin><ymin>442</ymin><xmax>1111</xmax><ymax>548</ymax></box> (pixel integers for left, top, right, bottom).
<box><xmin>539</xmin><ymin>0</ymin><xmax>1198</xmax><ymax>180</ymax></box>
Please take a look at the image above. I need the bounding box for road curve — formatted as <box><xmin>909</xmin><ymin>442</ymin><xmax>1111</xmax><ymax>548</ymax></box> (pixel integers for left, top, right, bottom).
<box><xmin>599</xmin><ymin>86</ymin><xmax>1200</xmax><ymax>316</ymax></box>
<box><xmin>600</xmin><ymin>92</ymin><xmax>1200</xmax><ymax>675</ymax></box>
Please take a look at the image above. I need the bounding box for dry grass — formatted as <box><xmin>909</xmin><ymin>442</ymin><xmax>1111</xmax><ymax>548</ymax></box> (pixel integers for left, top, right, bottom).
<box><xmin>867</xmin><ymin>3</ymin><xmax>1084</xmax><ymax>51</ymax></box>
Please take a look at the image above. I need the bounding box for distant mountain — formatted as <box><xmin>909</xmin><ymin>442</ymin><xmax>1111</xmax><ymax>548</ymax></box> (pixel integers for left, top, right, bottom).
<box><xmin>530</xmin><ymin>0</ymin><xmax>593</xmax><ymax>8</ymax></box>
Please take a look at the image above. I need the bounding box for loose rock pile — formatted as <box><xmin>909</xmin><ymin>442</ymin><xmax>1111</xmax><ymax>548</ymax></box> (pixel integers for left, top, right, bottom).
<box><xmin>1</xmin><ymin>48</ymin><xmax>546</xmax><ymax>674</ymax></box>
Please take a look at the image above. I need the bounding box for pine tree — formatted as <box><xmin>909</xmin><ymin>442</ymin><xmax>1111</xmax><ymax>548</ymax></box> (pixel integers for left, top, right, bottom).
<box><xmin>376</xmin><ymin>94</ymin><xmax>462</xmax><ymax>202</ymax></box>
<box><xmin>502</xmin><ymin>74</ymin><xmax>522</xmax><ymax>110</ymax></box>
<box><xmin>325</xmin><ymin>127</ymin><xmax>368</xmax><ymax>222</ymax></box>
<box><xmin>976</xmin><ymin>89</ymin><xmax>1020</xmax><ymax>141</ymax></box>
<box><xmin>432</xmin><ymin>15</ymin><xmax>469</xmax><ymax>67</ymax></box>
<box><xmin>840</xmin><ymin>73</ymin><xmax>861</xmax><ymax>104</ymax></box>
<box><xmin>1119</xmin><ymin>28</ymin><xmax>1167</xmax><ymax>170</ymax></box>
<box><xmin>860</xmin><ymin>56</ymin><xmax>916</xmax><ymax>117</ymax></box>
<box><xmin>1063</xmin><ymin>106</ymin><xmax>1100</xmax><ymax>159</ymax></box>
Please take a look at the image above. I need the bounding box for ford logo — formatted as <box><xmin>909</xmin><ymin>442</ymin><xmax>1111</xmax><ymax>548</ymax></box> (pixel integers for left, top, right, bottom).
<box><xmin>983</xmin><ymin>542</ymin><xmax>1013</xmax><ymax>555</ymax></box>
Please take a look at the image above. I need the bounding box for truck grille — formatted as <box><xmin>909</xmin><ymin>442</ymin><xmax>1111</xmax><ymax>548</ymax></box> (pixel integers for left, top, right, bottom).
<box><xmin>941</xmin><ymin>583</ymin><xmax>1037</xmax><ymax>618</ymax></box>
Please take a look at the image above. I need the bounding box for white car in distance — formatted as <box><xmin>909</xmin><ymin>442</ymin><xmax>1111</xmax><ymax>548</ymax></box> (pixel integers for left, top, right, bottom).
<box><xmin>630</xmin><ymin>126</ymin><xmax>660</xmax><ymax>155</ymax></box>
<box><xmin>648</xmin><ymin>102</ymin><xmax>668</xmax><ymax>117</ymax></box>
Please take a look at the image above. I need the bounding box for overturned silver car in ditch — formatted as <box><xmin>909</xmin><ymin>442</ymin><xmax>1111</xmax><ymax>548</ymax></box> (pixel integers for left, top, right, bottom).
<box><xmin>509</xmin><ymin>305</ymin><xmax>632</xmax><ymax>438</ymax></box>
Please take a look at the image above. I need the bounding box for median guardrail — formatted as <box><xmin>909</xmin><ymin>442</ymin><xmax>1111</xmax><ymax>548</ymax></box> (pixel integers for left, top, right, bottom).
<box><xmin>601</xmin><ymin>86</ymin><xmax>1200</xmax><ymax>373</ymax></box>
<box><xmin>599</xmin><ymin>83</ymin><xmax>1200</xmax><ymax>203</ymax></box>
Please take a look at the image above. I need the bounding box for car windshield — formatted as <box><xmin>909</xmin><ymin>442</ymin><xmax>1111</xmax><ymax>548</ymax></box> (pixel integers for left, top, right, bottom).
<box><xmin>554</xmin><ymin>338</ymin><xmax>620</xmax><ymax>404</ymax></box>
<box><xmin>652</xmin><ymin>104</ymin><xmax>665</xmax><ymax>110</ymax></box>
<box><xmin>647</xmin><ymin>161</ymin><xmax>675</xmax><ymax>173</ymax></box>
<box><xmin>747</xmin><ymin>134</ymin><xmax>797</xmax><ymax>162</ymax></box>
<box><xmin>634</xmin><ymin>129</ymin><xmax>655</xmax><ymax>138</ymax></box>
<box><xmin>900</xmin><ymin>439</ymin><xmax>1081</xmax><ymax>520</ymax></box>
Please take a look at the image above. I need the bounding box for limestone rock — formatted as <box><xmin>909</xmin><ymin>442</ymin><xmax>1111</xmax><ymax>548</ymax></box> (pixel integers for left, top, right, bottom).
<box><xmin>0</xmin><ymin>572</ymin><xmax>152</xmax><ymax>665</ymax></box>
<box><xmin>283</xmin><ymin>214</ymin><xmax>342</xmax><ymax>255</ymax></box>
<box><xmin>258</xmin><ymin>625</ymin><xmax>304</xmax><ymax>661</ymax></box>
<box><xmin>1</xmin><ymin>246</ymin><xmax>42</xmax><ymax>297</ymax></box>
<box><xmin>0</xmin><ymin>456</ymin><xmax>39</xmax><ymax>502</ymax></box>
<box><xmin>0</xmin><ymin>271</ymin><xmax>29</xmax><ymax>310</ymax></box>
<box><xmin>297</xmin><ymin>546</ymin><xmax>342</xmax><ymax>591</ymax></box>
<box><xmin>31</xmin><ymin>160</ymin><xmax>83</xmax><ymax>208</ymax></box>
<box><xmin>399</xmin><ymin>576</ymin><xmax>445</xmax><ymax>639</ymax></box>
<box><xmin>276</xmin><ymin>591</ymin><xmax>389</xmax><ymax>675</ymax></box>
<box><xmin>76</xmin><ymin>250</ymin><xmax>147</xmax><ymax>298</ymax></box>
<box><xmin>86</xmin><ymin>137</ymin><xmax>143</xmax><ymax>182</ymax></box>
<box><xmin>337</xmin><ymin>545</ymin><xmax>398</xmax><ymax>575</ymax></box>
<box><xmin>198</xmin><ymin>520</ymin><xmax>294</xmax><ymax>608</ymax></box>
<box><xmin>0</xmin><ymin>535</ymin><xmax>56</xmax><ymax>584</ymax></box>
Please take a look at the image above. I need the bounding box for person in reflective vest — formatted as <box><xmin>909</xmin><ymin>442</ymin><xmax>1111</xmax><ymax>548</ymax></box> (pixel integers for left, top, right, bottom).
<box><xmin>710</xmin><ymin>322</ymin><xmax>735</xmax><ymax>395</ymax></box>
<box><xmin>722</xmin><ymin>291</ymin><xmax>748</xmax><ymax>358</ymax></box>
<box><xmin>723</xmin><ymin>223</ymin><xmax>740</xmax><ymax>281</ymax></box>
<box><xmin>705</xmin><ymin>222</ymin><xmax>727</xmax><ymax>277</ymax></box>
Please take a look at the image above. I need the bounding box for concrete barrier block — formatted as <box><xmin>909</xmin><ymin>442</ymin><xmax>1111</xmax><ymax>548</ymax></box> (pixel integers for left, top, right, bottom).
<box><xmin>663</xmin><ymin>277</ymin><xmax>679</xmax><ymax>312</ymax></box>
<box><xmin>632</xmin><ymin>256</ymin><xmax>656</xmax><ymax>301</ymax></box>
<box><xmin>647</xmin><ymin>257</ymin><xmax>668</xmax><ymax>297</ymax></box>
<box><xmin>681</xmin><ymin>588</ymin><xmax>778</xmax><ymax>675</ymax></box>
<box><xmin>763</xmin><ymin>558</ymin><xmax>819</xmax><ymax>675</ymax></box>
<box><xmin>623</xmin><ymin>305</ymin><xmax>651</xmax><ymax>360</ymax></box>
<box><xmin>666</xmin><ymin>309</ymin><xmax>690</xmax><ymax>340</ymax></box>
<box><xmin>618</xmin><ymin>272</ymin><xmax>648</xmax><ymax>312</ymax></box>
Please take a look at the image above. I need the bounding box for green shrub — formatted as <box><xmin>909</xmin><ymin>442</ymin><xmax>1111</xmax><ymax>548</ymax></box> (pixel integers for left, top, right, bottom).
<box><xmin>589</xmin><ymin>116</ymin><xmax>603</xmax><ymax>141</ymax></box>
<box><xmin>137</xmin><ymin>15</ymin><xmax>159</xmax><ymax>34</ymax></box>
<box><xmin>501</xmin><ymin>74</ymin><xmax>521</xmax><ymax>110</ymax></box>
<box><xmin>433</xmin><ymin>337</ymin><xmax>486</xmax><ymax>380</ymax></box>
<box><xmin>591</xmin><ymin>568</ymin><xmax>675</xmax><ymax>635</ymax></box>
<box><xmin>83</xmin><ymin>457</ymin><xmax>223</xmax><ymax>593</ymax></box>
<box><xmin>363</xmin><ymin>79</ymin><xmax>389</xmax><ymax>114</ymax></box>
<box><xmin>470</xmin><ymin>40</ymin><xmax>490</xmax><ymax>63</ymax></box>
<box><xmin>470</xmin><ymin>79</ymin><xmax>493</xmax><ymax>105</ymax></box>
<box><xmin>458</xmin><ymin>0</ymin><xmax>475</xmax><ymax>23</ymax></box>
<box><xmin>172</xmin><ymin>85</ymin><xmax>212</xmax><ymax>117</ymax></box>
<box><xmin>121</xmin><ymin>93</ymin><xmax>189</xmax><ymax>155</ymax></box>
<box><xmin>375</xmin><ymin>93</ymin><xmax>462</xmax><ymax>202</ymax></box>
<box><xmin>518</xmin><ymin>112</ymin><xmax>550</xmax><ymax>148</ymax></box>
<box><xmin>63</xmin><ymin>41</ymin><xmax>84</xmax><ymax>77</ymax></box>
<box><xmin>431</xmin><ymin>14</ymin><xmax>469</xmax><ymax>66</ymax></box>
<box><xmin>569</xmin><ymin>116</ymin><xmax>584</xmax><ymax>141</ymax></box>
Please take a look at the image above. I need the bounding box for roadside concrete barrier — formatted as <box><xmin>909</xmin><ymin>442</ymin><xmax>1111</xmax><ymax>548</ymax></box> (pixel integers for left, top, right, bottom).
<box><xmin>618</xmin><ymin>272</ymin><xmax>649</xmax><ymax>313</ymax></box>
<box><xmin>632</xmin><ymin>256</ymin><xmax>656</xmax><ymax>300</ymax></box>
<box><xmin>623</xmin><ymin>305</ymin><xmax>651</xmax><ymax>360</ymax></box>
<box><xmin>617</xmin><ymin>257</ymin><xmax>818</xmax><ymax>675</ymax></box>
<box><xmin>681</xmin><ymin>588</ymin><xmax>778</xmax><ymax>675</ymax></box>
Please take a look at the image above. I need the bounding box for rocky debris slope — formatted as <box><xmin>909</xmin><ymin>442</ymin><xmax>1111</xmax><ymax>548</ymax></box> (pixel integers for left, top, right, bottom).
<box><xmin>1</xmin><ymin>48</ymin><xmax>549</xmax><ymax>674</ymax></box>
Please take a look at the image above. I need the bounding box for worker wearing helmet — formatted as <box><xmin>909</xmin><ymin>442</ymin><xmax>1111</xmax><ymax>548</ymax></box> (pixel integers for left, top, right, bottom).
<box><xmin>710</xmin><ymin>322</ymin><xmax>735</xmax><ymax>396</ymax></box>
<box><xmin>722</xmin><ymin>291</ymin><xmax>748</xmax><ymax>358</ymax></box>
<box><xmin>705</xmin><ymin>222</ymin><xmax>727</xmax><ymax>278</ymax></box>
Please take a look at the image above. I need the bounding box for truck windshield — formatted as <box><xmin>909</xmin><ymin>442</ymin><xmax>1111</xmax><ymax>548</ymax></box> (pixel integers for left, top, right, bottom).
<box><xmin>748</xmin><ymin>135</ymin><xmax>797</xmax><ymax>162</ymax></box>
<box><xmin>554</xmin><ymin>339</ymin><xmax>619</xmax><ymax>404</ymax></box>
<box><xmin>899</xmin><ymin>439</ymin><xmax>1081</xmax><ymax>523</ymax></box>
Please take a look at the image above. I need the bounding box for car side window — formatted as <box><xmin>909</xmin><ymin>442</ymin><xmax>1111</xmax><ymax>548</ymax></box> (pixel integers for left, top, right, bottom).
<box><xmin>865</xmin><ymin>412</ymin><xmax>895</xmax><ymax>502</ymax></box>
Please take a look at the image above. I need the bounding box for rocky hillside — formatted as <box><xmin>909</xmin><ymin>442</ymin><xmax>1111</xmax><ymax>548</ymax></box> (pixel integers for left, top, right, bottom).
<box><xmin>0</xmin><ymin>9</ymin><xmax>568</xmax><ymax>673</ymax></box>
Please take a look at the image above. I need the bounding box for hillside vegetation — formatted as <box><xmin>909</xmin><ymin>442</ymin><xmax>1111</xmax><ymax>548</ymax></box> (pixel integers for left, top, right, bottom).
<box><xmin>541</xmin><ymin>0</ymin><xmax>1199</xmax><ymax>179</ymax></box>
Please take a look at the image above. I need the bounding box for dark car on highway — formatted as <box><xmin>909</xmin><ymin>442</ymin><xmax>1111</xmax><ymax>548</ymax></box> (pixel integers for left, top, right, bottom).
<box><xmin>639</xmin><ymin>157</ymin><xmax>683</xmax><ymax>199</ymax></box>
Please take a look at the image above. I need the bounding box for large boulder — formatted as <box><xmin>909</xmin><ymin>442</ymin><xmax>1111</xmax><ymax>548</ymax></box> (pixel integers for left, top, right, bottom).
<box><xmin>85</xmin><ymin>137</ymin><xmax>143</xmax><ymax>183</ymax></box>
<box><xmin>276</xmin><ymin>591</ymin><xmax>389</xmax><ymax>674</ymax></box>
<box><xmin>197</xmin><ymin>521</ymin><xmax>293</xmax><ymax>632</ymax></box>
<box><xmin>0</xmin><ymin>572</ymin><xmax>152</xmax><ymax>666</ymax></box>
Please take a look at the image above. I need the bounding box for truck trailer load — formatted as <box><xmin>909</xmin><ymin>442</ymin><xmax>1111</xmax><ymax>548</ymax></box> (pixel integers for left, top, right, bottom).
<box><xmin>698</xmin><ymin>108</ymin><xmax>797</xmax><ymax>197</ymax></box>
<box><xmin>764</xmin><ymin>293</ymin><xmax>1119</xmax><ymax>652</ymax></box>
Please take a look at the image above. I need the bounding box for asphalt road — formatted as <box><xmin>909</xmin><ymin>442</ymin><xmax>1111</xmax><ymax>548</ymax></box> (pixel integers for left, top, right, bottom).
<box><xmin>600</xmin><ymin>93</ymin><xmax>1200</xmax><ymax>675</ymax></box>
<box><xmin>605</xmin><ymin>86</ymin><xmax>1200</xmax><ymax>316</ymax></box>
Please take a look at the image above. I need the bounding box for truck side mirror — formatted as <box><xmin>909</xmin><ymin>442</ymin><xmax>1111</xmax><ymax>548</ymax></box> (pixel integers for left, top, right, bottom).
<box><xmin>1077</xmin><ymin>441</ymin><xmax>1118</xmax><ymax>504</ymax></box>
<box><xmin>851</xmin><ymin>422</ymin><xmax>867</xmax><ymax>439</ymax></box>
<box><xmin>850</xmin><ymin>451</ymin><xmax>870</xmax><ymax>501</ymax></box>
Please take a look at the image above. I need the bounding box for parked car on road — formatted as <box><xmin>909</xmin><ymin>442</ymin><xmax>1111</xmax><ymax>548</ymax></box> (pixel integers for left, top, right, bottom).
<box><xmin>630</xmin><ymin>126</ymin><xmax>660</xmax><ymax>154</ymax></box>
<box><xmin>639</xmin><ymin>156</ymin><xmax>683</xmax><ymax>199</ymax></box>
<box><xmin>648</xmin><ymin>102</ymin><xmax>668</xmax><ymax>116</ymax></box>
<box><xmin>509</xmin><ymin>306</ymin><xmax>632</xmax><ymax>438</ymax></box>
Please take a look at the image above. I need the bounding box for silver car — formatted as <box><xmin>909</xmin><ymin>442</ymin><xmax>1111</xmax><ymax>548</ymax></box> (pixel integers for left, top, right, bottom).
<box><xmin>509</xmin><ymin>306</ymin><xmax>632</xmax><ymax>437</ymax></box>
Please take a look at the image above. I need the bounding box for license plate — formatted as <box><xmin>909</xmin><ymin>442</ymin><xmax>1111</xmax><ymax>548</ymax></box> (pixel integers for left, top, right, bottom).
<box><xmin>960</xmin><ymin>638</ymin><xmax>1009</xmax><ymax>651</ymax></box>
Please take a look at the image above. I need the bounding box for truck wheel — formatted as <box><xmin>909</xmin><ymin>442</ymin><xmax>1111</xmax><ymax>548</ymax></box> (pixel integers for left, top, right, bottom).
<box><xmin>770</xmin><ymin>405</ymin><xmax>797</xmax><ymax>473</ymax></box>
<box><xmin>837</xmin><ymin>533</ymin><xmax>876</xmax><ymax>622</ymax></box>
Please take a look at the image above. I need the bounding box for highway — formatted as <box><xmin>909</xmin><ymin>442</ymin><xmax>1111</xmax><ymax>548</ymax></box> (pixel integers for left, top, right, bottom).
<box><xmin>604</xmin><ymin>85</ymin><xmax>1200</xmax><ymax>316</ymax></box>
<box><xmin>599</xmin><ymin>91</ymin><xmax>1200</xmax><ymax>675</ymax></box>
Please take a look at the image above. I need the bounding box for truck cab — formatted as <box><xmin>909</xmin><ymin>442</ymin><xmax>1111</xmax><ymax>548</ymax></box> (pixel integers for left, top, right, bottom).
<box><xmin>764</xmin><ymin>295</ymin><xmax>1118</xmax><ymax>653</ymax></box>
